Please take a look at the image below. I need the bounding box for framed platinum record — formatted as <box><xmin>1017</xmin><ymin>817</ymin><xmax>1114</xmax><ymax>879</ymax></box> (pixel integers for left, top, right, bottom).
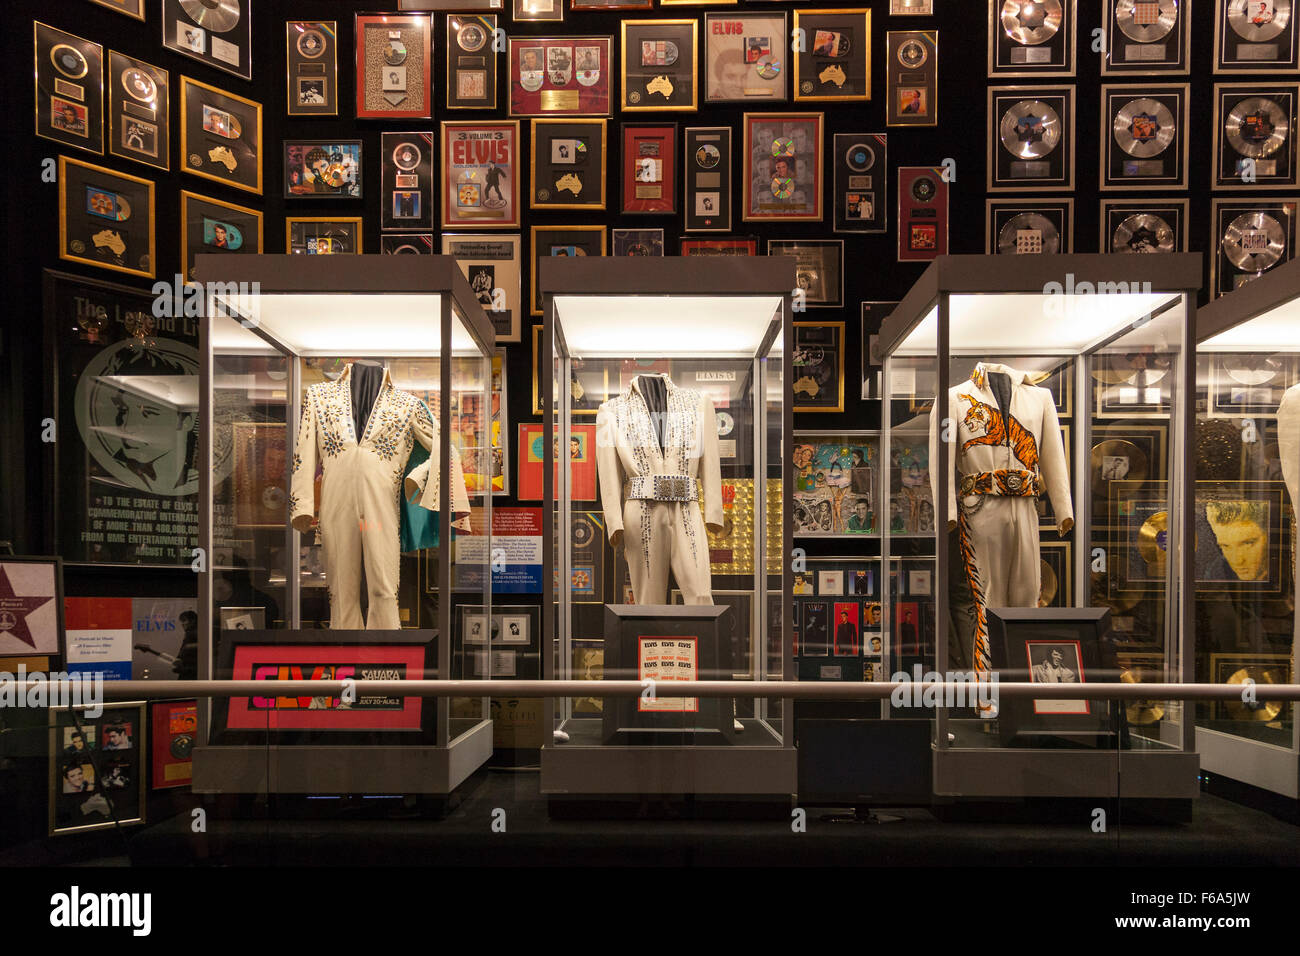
<box><xmin>1100</xmin><ymin>83</ymin><xmax>1189</xmax><ymax>190</ymax></box>
<box><xmin>833</xmin><ymin>133</ymin><xmax>886</xmax><ymax>233</ymax></box>
<box><xmin>988</xmin><ymin>0</ymin><xmax>1077</xmax><ymax>77</ymax></box>
<box><xmin>1100</xmin><ymin>199</ymin><xmax>1188</xmax><ymax>253</ymax></box>
<box><xmin>1103</xmin><ymin>0</ymin><xmax>1190</xmax><ymax>74</ymax></box>
<box><xmin>988</xmin><ymin>85</ymin><xmax>1075</xmax><ymax>191</ymax></box>
<box><xmin>1210</xmin><ymin>197</ymin><xmax>1298</xmax><ymax>296</ymax></box>
<box><xmin>1215</xmin><ymin>0</ymin><xmax>1300</xmax><ymax>73</ymax></box>
<box><xmin>1212</xmin><ymin>82</ymin><xmax>1299</xmax><ymax>189</ymax></box>
<box><xmin>986</xmin><ymin>199</ymin><xmax>1073</xmax><ymax>254</ymax></box>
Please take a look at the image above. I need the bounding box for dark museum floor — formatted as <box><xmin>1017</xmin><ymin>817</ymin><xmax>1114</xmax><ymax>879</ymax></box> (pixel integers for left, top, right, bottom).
<box><xmin>4</xmin><ymin>767</ymin><xmax>1299</xmax><ymax>868</ymax></box>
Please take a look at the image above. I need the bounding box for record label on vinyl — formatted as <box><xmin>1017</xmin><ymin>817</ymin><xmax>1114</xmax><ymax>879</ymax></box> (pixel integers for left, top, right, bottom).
<box><xmin>1116</xmin><ymin>0</ymin><xmax>1177</xmax><ymax>43</ymax></box>
<box><xmin>999</xmin><ymin>100</ymin><xmax>1062</xmax><ymax>158</ymax></box>
<box><xmin>1001</xmin><ymin>0</ymin><xmax>1064</xmax><ymax>45</ymax></box>
<box><xmin>1114</xmin><ymin>98</ymin><xmax>1176</xmax><ymax>157</ymax></box>
<box><xmin>998</xmin><ymin>212</ymin><xmax>1059</xmax><ymax>253</ymax></box>
<box><xmin>1227</xmin><ymin>0</ymin><xmax>1291</xmax><ymax>42</ymax></box>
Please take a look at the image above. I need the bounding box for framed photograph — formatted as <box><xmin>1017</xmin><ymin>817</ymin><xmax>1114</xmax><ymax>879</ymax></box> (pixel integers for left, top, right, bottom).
<box><xmin>514</xmin><ymin>0</ymin><xmax>564</xmax><ymax>21</ymax></box>
<box><xmin>107</xmin><ymin>51</ymin><xmax>168</xmax><ymax>171</ymax></box>
<box><xmin>287</xmin><ymin>21</ymin><xmax>338</xmax><ymax>117</ymax></box>
<box><xmin>887</xmin><ymin>31</ymin><xmax>939</xmax><ymax>126</ymax></box>
<box><xmin>742</xmin><ymin>112</ymin><xmax>824</xmax><ymax>222</ymax></box>
<box><xmin>1215</xmin><ymin>0</ymin><xmax>1300</xmax><ymax>72</ymax></box>
<box><xmin>284</xmin><ymin>140</ymin><xmax>362</xmax><ymax>199</ymax></box>
<box><xmin>621</xmin><ymin>19</ymin><xmax>700</xmax><ymax>111</ymax></box>
<box><xmin>355</xmin><ymin>12</ymin><xmax>433</xmax><ymax>119</ymax></box>
<box><xmin>287</xmin><ymin>217</ymin><xmax>363</xmax><ymax>255</ymax></box>
<box><xmin>162</xmin><ymin>0</ymin><xmax>251</xmax><ymax>80</ymax></box>
<box><xmin>791</xmin><ymin>434</ymin><xmax>880</xmax><ymax>536</ymax></box>
<box><xmin>833</xmin><ymin>133</ymin><xmax>886</xmax><ymax>233</ymax></box>
<box><xmin>447</xmin><ymin>15</ymin><xmax>499</xmax><ymax>110</ymax></box>
<box><xmin>831</xmin><ymin>602</ymin><xmax>860</xmax><ymax>657</ymax></box>
<box><xmin>897</xmin><ymin>165</ymin><xmax>950</xmax><ymax>261</ymax></box>
<box><xmin>1100</xmin><ymin>198</ymin><xmax>1189</xmax><ymax>253</ymax></box>
<box><xmin>34</xmin><ymin>22</ymin><xmax>104</xmax><ymax>155</ymax></box>
<box><xmin>793</xmin><ymin>9</ymin><xmax>872</xmax><ymax>102</ymax></box>
<box><xmin>1212</xmin><ymin>82</ymin><xmax>1300</xmax><ymax>189</ymax></box>
<box><xmin>180</xmin><ymin>76</ymin><xmax>263</xmax><ymax>196</ymax></box>
<box><xmin>683</xmin><ymin>127</ymin><xmax>733</xmax><ymax>232</ymax></box>
<box><xmin>518</xmin><ymin>423</ymin><xmax>598</xmax><ymax>501</ymax></box>
<box><xmin>769</xmin><ymin>239</ymin><xmax>844</xmax><ymax>308</ymax></box>
<box><xmin>988</xmin><ymin>85</ymin><xmax>1076</xmax><ymax>192</ymax></box>
<box><xmin>704</xmin><ymin>12</ymin><xmax>788</xmax><ymax>103</ymax></box>
<box><xmin>58</xmin><ymin>157</ymin><xmax>155</xmax><ymax>279</ymax></box>
<box><xmin>1103</xmin><ymin>0</ymin><xmax>1191</xmax><ymax>74</ymax></box>
<box><xmin>509</xmin><ymin>36</ymin><xmax>612</xmax><ymax>117</ymax></box>
<box><xmin>90</xmin><ymin>0</ymin><xmax>145</xmax><ymax>18</ymax></box>
<box><xmin>613</xmin><ymin>228</ymin><xmax>665</xmax><ymax>256</ymax></box>
<box><xmin>441</xmin><ymin>120</ymin><xmax>522</xmax><ymax>229</ymax></box>
<box><xmin>1210</xmin><ymin>197</ymin><xmax>1298</xmax><ymax>297</ymax></box>
<box><xmin>986</xmin><ymin>199</ymin><xmax>1074</xmax><ymax>254</ymax></box>
<box><xmin>382</xmin><ymin>234</ymin><xmax>434</xmax><ymax>254</ymax></box>
<box><xmin>382</xmin><ymin>132</ymin><xmax>434</xmax><ymax>231</ymax></box>
<box><xmin>443</xmin><ymin>234</ymin><xmax>522</xmax><ymax>342</ymax></box>
<box><xmin>680</xmin><ymin>237</ymin><xmax>758</xmax><ymax>255</ymax></box>
<box><xmin>530</xmin><ymin>225</ymin><xmax>607</xmax><ymax>314</ymax></box>
<box><xmin>622</xmin><ymin>123</ymin><xmax>678</xmax><ymax>215</ymax></box>
<box><xmin>50</xmin><ymin>702</ymin><xmax>146</xmax><ymax>836</ymax></box>
<box><xmin>220</xmin><ymin>607</ymin><xmax>266</xmax><ymax>631</ymax></box>
<box><xmin>150</xmin><ymin>700</ymin><xmax>196</xmax><ymax>790</ymax></box>
<box><xmin>531</xmin><ymin>119</ymin><xmax>608</xmax><ymax>210</ymax></box>
<box><xmin>988</xmin><ymin>0</ymin><xmax>1077</xmax><ymax>77</ymax></box>
<box><xmin>180</xmin><ymin>191</ymin><xmax>263</xmax><ymax>282</ymax></box>
<box><xmin>0</xmin><ymin>557</ymin><xmax>64</xmax><ymax>658</ymax></box>
<box><xmin>531</xmin><ymin>324</ymin><xmax>609</xmax><ymax>414</ymax></box>
<box><xmin>1101</xmin><ymin>83</ymin><xmax>1189</xmax><ymax>190</ymax></box>
<box><xmin>793</xmin><ymin>321</ymin><xmax>846</xmax><ymax>413</ymax></box>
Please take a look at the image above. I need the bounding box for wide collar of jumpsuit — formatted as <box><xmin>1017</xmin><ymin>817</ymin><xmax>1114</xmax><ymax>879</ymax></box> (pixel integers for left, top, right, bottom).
<box><xmin>625</xmin><ymin>373</ymin><xmax>679</xmax><ymax>468</ymax></box>
<box><xmin>969</xmin><ymin>362</ymin><xmax>1027</xmax><ymax>394</ymax></box>
<box><xmin>336</xmin><ymin>362</ymin><xmax>393</xmax><ymax>446</ymax></box>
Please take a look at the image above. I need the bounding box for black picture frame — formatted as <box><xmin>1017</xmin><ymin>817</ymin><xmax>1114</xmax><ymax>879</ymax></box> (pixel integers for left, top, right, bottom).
<box><xmin>381</xmin><ymin>132</ymin><xmax>434</xmax><ymax>231</ymax></box>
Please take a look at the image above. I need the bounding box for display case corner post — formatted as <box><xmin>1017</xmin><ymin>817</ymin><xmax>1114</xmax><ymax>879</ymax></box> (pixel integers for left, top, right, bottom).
<box><xmin>782</xmin><ymin>290</ymin><xmax>795</xmax><ymax>691</ymax></box>
<box><xmin>935</xmin><ymin>291</ymin><xmax>951</xmax><ymax>744</ymax></box>
<box><xmin>439</xmin><ymin>290</ymin><xmax>454</xmax><ymax>748</ymax></box>
<box><xmin>541</xmin><ymin>288</ymin><xmax>556</xmax><ymax>708</ymax></box>
<box><xmin>198</xmin><ymin>286</ymin><xmax>213</xmax><ymax>682</ymax></box>
<box><xmin>1178</xmin><ymin>287</ymin><xmax>1197</xmax><ymax>753</ymax></box>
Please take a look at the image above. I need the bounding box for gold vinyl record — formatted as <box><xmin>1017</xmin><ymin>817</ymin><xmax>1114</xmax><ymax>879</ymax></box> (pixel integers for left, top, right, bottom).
<box><xmin>321</xmin><ymin>163</ymin><xmax>346</xmax><ymax>188</ymax></box>
<box><xmin>179</xmin><ymin>0</ymin><xmax>242</xmax><ymax>34</ymax></box>
<box><xmin>1222</xmin><ymin>212</ymin><xmax>1286</xmax><ymax>272</ymax></box>
<box><xmin>1113</xmin><ymin>98</ymin><xmax>1176</xmax><ymax>158</ymax></box>
<box><xmin>1227</xmin><ymin>0</ymin><xmax>1291</xmax><ymax>43</ymax></box>
<box><xmin>1120</xmin><ymin>667</ymin><xmax>1166</xmax><ymax>725</ymax></box>
<box><xmin>999</xmin><ymin>100</ymin><xmax>1062</xmax><ymax>159</ymax></box>
<box><xmin>1115</xmin><ymin>0</ymin><xmax>1177</xmax><ymax>43</ymax></box>
<box><xmin>1113</xmin><ymin>213</ymin><xmax>1175</xmax><ymax>254</ymax></box>
<box><xmin>1001</xmin><ymin>0</ymin><xmax>1063</xmax><ymax>45</ymax></box>
<box><xmin>1038</xmin><ymin>558</ymin><xmax>1058</xmax><ymax>607</ymax></box>
<box><xmin>1137</xmin><ymin>510</ymin><xmax>1169</xmax><ymax>575</ymax></box>
<box><xmin>121</xmin><ymin>66</ymin><xmax>157</xmax><ymax>103</ymax></box>
<box><xmin>1225</xmin><ymin>96</ymin><xmax>1288</xmax><ymax>159</ymax></box>
<box><xmin>1091</xmin><ymin>438</ymin><xmax>1149</xmax><ymax>492</ymax></box>
<box><xmin>998</xmin><ymin>212</ymin><xmax>1059</xmax><ymax>254</ymax></box>
<box><xmin>1224</xmin><ymin>665</ymin><xmax>1286</xmax><ymax>721</ymax></box>
<box><xmin>50</xmin><ymin>43</ymin><xmax>89</xmax><ymax>80</ymax></box>
<box><xmin>1090</xmin><ymin>571</ymin><xmax>1142</xmax><ymax>613</ymax></box>
<box><xmin>1222</xmin><ymin>353</ymin><xmax>1283</xmax><ymax>385</ymax></box>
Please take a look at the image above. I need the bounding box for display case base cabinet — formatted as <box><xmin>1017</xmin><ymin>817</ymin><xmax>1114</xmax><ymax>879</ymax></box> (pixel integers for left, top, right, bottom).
<box><xmin>540</xmin><ymin>744</ymin><xmax>797</xmax><ymax>796</ymax></box>
<box><xmin>932</xmin><ymin>749</ymin><xmax>1201</xmax><ymax>799</ymax></box>
<box><xmin>191</xmin><ymin>721</ymin><xmax>493</xmax><ymax>794</ymax></box>
<box><xmin>1197</xmin><ymin>728</ymin><xmax>1299</xmax><ymax>800</ymax></box>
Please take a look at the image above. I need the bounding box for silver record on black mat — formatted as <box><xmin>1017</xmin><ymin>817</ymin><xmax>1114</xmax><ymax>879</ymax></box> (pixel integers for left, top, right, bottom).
<box><xmin>1222</xmin><ymin>211</ymin><xmax>1286</xmax><ymax>271</ymax></box>
<box><xmin>179</xmin><ymin>0</ymin><xmax>242</xmax><ymax>33</ymax></box>
<box><xmin>1116</xmin><ymin>0</ymin><xmax>1177</xmax><ymax>43</ymax></box>
<box><xmin>1225</xmin><ymin>96</ymin><xmax>1289</xmax><ymax>159</ymax></box>
<box><xmin>998</xmin><ymin>212</ymin><xmax>1060</xmax><ymax>254</ymax></box>
<box><xmin>999</xmin><ymin>99</ymin><xmax>1062</xmax><ymax>158</ymax></box>
<box><xmin>1001</xmin><ymin>0</ymin><xmax>1063</xmax><ymax>45</ymax></box>
<box><xmin>1113</xmin><ymin>213</ymin><xmax>1175</xmax><ymax>253</ymax></box>
<box><xmin>1227</xmin><ymin>0</ymin><xmax>1291</xmax><ymax>43</ymax></box>
<box><xmin>1113</xmin><ymin>97</ymin><xmax>1176</xmax><ymax>158</ymax></box>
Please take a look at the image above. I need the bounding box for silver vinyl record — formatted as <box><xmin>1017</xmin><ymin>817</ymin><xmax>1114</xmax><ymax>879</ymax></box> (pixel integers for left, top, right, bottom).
<box><xmin>1223</xmin><ymin>354</ymin><xmax>1283</xmax><ymax>385</ymax></box>
<box><xmin>179</xmin><ymin>0</ymin><xmax>242</xmax><ymax>34</ymax></box>
<box><xmin>1222</xmin><ymin>212</ymin><xmax>1286</xmax><ymax>272</ymax></box>
<box><xmin>999</xmin><ymin>100</ymin><xmax>1062</xmax><ymax>159</ymax></box>
<box><xmin>1227</xmin><ymin>0</ymin><xmax>1291</xmax><ymax>42</ymax></box>
<box><xmin>1113</xmin><ymin>98</ymin><xmax>1176</xmax><ymax>158</ymax></box>
<box><xmin>1116</xmin><ymin>0</ymin><xmax>1177</xmax><ymax>43</ymax></box>
<box><xmin>1001</xmin><ymin>0</ymin><xmax>1064</xmax><ymax>45</ymax></box>
<box><xmin>998</xmin><ymin>213</ymin><xmax>1060</xmax><ymax>254</ymax></box>
<box><xmin>1225</xmin><ymin>96</ymin><xmax>1289</xmax><ymax>158</ymax></box>
<box><xmin>1113</xmin><ymin>213</ymin><xmax>1175</xmax><ymax>253</ymax></box>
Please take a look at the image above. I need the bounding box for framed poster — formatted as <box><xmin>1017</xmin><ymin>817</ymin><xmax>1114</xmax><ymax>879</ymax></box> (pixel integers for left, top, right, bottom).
<box><xmin>50</xmin><ymin>702</ymin><xmax>146</xmax><ymax>836</ymax></box>
<box><xmin>613</xmin><ymin>228</ymin><xmax>665</xmax><ymax>256</ymax></box>
<box><xmin>1212</xmin><ymin>82</ymin><xmax>1300</xmax><ymax>189</ymax></box>
<box><xmin>180</xmin><ymin>76</ymin><xmax>263</xmax><ymax>196</ymax></box>
<box><xmin>90</xmin><ymin>0</ymin><xmax>145</xmax><ymax>18</ymax></box>
<box><xmin>986</xmin><ymin>199</ymin><xmax>1074</xmax><ymax>254</ymax></box>
<box><xmin>34</xmin><ymin>22</ymin><xmax>104</xmax><ymax>155</ymax></box>
<box><xmin>791</xmin><ymin>436</ymin><xmax>880</xmax><ymax>536</ymax></box>
<box><xmin>287</xmin><ymin>217</ymin><xmax>363</xmax><ymax>255</ymax></box>
<box><xmin>514</xmin><ymin>0</ymin><xmax>564</xmax><ymax>21</ymax></box>
<box><xmin>382</xmin><ymin>234</ymin><xmax>435</xmax><ymax>254</ymax></box>
<box><xmin>286</xmin><ymin>21</ymin><xmax>338</xmax><ymax>117</ymax></box>
<box><xmin>0</xmin><ymin>557</ymin><xmax>63</xmax><ymax>658</ymax></box>
<box><xmin>683</xmin><ymin>127</ymin><xmax>733</xmax><ymax>232</ymax></box>
<box><xmin>508</xmin><ymin>36</ymin><xmax>612</xmax><ymax>117</ymax></box>
<box><xmin>1100</xmin><ymin>199</ymin><xmax>1189</xmax><ymax>253</ymax></box>
<box><xmin>988</xmin><ymin>85</ymin><xmax>1076</xmax><ymax>192</ymax></box>
<box><xmin>793</xmin><ymin>9</ymin><xmax>872</xmax><ymax>101</ymax></box>
<box><xmin>355</xmin><ymin>12</ymin><xmax>433</xmax><ymax>119</ymax></box>
<box><xmin>58</xmin><ymin>157</ymin><xmax>155</xmax><ymax>279</ymax></box>
<box><xmin>793</xmin><ymin>322</ymin><xmax>846</xmax><ymax>413</ymax></box>
<box><xmin>742</xmin><ymin>112</ymin><xmax>824</xmax><ymax>222</ymax></box>
<box><xmin>284</xmin><ymin>140</ymin><xmax>362</xmax><ymax>199</ymax></box>
<box><xmin>382</xmin><ymin>132</ymin><xmax>435</xmax><ymax>232</ymax></box>
<box><xmin>834</xmin><ymin>133</ymin><xmax>887</xmax><ymax>233</ymax></box>
<box><xmin>1215</xmin><ymin>0</ymin><xmax>1300</xmax><ymax>72</ymax></box>
<box><xmin>447</xmin><ymin>15</ymin><xmax>498</xmax><ymax>110</ymax></box>
<box><xmin>1103</xmin><ymin>0</ymin><xmax>1191</xmax><ymax>74</ymax></box>
<box><xmin>107</xmin><ymin>51</ymin><xmax>168</xmax><ymax>171</ymax></box>
<box><xmin>897</xmin><ymin>166</ymin><xmax>949</xmax><ymax>261</ymax></box>
<box><xmin>1210</xmin><ymin>197</ymin><xmax>1298</xmax><ymax>297</ymax></box>
<box><xmin>681</xmin><ymin>237</ymin><xmax>758</xmax><ymax>255</ymax></box>
<box><xmin>531</xmin><ymin>119</ymin><xmax>608</xmax><ymax>210</ymax></box>
<box><xmin>1100</xmin><ymin>83</ymin><xmax>1190</xmax><ymax>190</ymax></box>
<box><xmin>441</xmin><ymin>120</ymin><xmax>521</xmax><ymax>229</ymax></box>
<box><xmin>180</xmin><ymin>190</ymin><xmax>263</xmax><ymax>282</ymax></box>
<box><xmin>530</xmin><ymin>225</ymin><xmax>607</xmax><ymax>313</ymax></box>
<box><xmin>704</xmin><ymin>12</ymin><xmax>787</xmax><ymax>103</ymax></box>
<box><xmin>443</xmin><ymin>234</ymin><xmax>523</xmax><ymax>342</ymax></box>
<box><xmin>150</xmin><ymin>700</ymin><xmax>196</xmax><ymax>790</ymax></box>
<box><xmin>162</xmin><ymin>0</ymin><xmax>252</xmax><ymax>80</ymax></box>
<box><xmin>988</xmin><ymin>0</ymin><xmax>1077</xmax><ymax>77</ymax></box>
<box><xmin>887</xmin><ymin>31</ymin><xmax>938</xmax><ymax>126</ymax></box>
<box><xmin>622</xmin><ymin>123</ymin><xmax>678</xmax><ymax>215</ymax></box>
<box><xmin>769</xmin><ymin>240</ymin><xmax>844</xmax><ymax>308</ymax></box>
<box><xmin>518</xmin><ymin>423</ymin><xmax>598</xmax><ymax>501</ymax></box>
<box><xmin>621</xmin><ymin>19</ymin><xmax>700</xmax><ymax>111</ymax></box>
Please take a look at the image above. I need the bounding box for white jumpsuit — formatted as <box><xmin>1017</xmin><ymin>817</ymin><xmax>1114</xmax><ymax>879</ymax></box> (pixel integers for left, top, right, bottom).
<box><xmin>1277</xmin><ymin>384</ymin><xmax>1300</xmax><ymax>658</ymax></box>
<box><xmin>595</xmin><ymin>375</ymin><xmax>724</xmax><ymax>605</ymax></box>
<box><xmin>929</xmin><ymin>362</ymin><xmax>1073</xmax><ymax>677</ymax></box>
<box><xmin>290</xmin><ymin>364</ymin><xmax>471</xmax><ymax>630</ymax></box>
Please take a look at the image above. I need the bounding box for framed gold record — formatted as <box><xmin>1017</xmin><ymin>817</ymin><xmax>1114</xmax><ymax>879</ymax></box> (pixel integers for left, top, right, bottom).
<box><xmin>1089</xmin><ymin>421</ymin><xmax>1168</xmax><ymax>526</ymax></box>
<box><xmin>180</xmin><ymin>76</ymin><xmax>263</xmax><ymax>196</ymax></box>
<box><xmin>90</xmin><ymin>0</ymin><xmax>146</xmax><ymax>19</ymax></box>
<box><xmin>107</xmin><ymin>51</ymin><xmax>169</xmax><ymax>171</ymax></box>
<box><xmin>35</xmin><ymin>22</ymin><xmax>104</xmax><ymax>155</ymax></box>
<box><xmin>1209</xmin><ymin>653</ymin><xmax>1293</xmax><ymax>723</ymax></box>
<box><xmin>58</xmin><ymin>156</ymin><xmax>155</xmax><ymax>279</ymax></box>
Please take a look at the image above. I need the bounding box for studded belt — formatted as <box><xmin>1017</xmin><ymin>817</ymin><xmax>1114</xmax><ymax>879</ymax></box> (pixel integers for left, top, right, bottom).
<box><xmin>625</xmin><ymin>474</ymin><xmax>698</xmax><ymax>502</ymax></box>
<box><xmin>959</xmin><ymin>469</ymin><xmax>1043</xmax><ymax>498</ymax></box>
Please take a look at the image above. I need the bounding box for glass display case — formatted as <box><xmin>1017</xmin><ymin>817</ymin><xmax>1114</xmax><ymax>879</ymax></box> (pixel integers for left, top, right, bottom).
<box><xmin>1195</xmin><ymin>258</ymin><xmax>1300</xmax><ymax>799</ymax></box>
<box><xmin>538</xmin><ymin>256</ymin><xmax>795</xmax><ymax>800</ymax></box>
<box><xmin>192</xmin><ymin>255</ymin><xmax>495</xmax><ymax>794</ymax></box>
<box><xmin>879</xmin><ymin>254</ymin><xmax>1202</xmax><ymax>800</ymax></box>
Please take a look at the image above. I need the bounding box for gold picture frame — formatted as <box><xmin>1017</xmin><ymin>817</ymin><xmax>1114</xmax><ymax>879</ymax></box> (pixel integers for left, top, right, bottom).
<box><xmin>180</xmin><ymin>190</ymin><xmax>264</xmax><ymax>282</ymax></box>
<box><xmin>529</xmin><ymin>118</ymin><xmax>609</xmax><ymax>211</ymax></box>
<box><xmin>285</xmin><ymin>217</ymin><xmax>364</xmax><ymax>255</ymax></box>
<box><xmin>620</xmin><ymin>19</ymin><xmax>700</xmax><ymax>112</ymax></box>
<box><xmin>179</xmin><ymin>76</ymin><xmax>264</xmax><ymax>196</ymax></box>
<box><xmin>58</xmin><ymin>156</ymin><xmax>156</xmax><ymax>279</ymax></box>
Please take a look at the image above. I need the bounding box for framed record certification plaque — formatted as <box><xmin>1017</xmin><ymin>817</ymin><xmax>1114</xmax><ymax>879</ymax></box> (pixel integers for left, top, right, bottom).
<box><xmin>1215</xmin><ymin>0</ymin><xmax>1300</xmax><ymax>72</ymax></box>
<box><xmin>704</xmin><ymin>12</ymin><xmax>787</xmax><ymax>103</ymax></box>
<box><xmin>286</xmin><ymin>21</ymin><xmax>338</xmax><ymax>117</ymax></box>
<box><xmin>355</xmin><ymin>13</ymin><xmax>433</xmax><ymax>120</ymax></box>
<box><xmin>887</xmin><ymin>31</ymin><xmax>938</xmax><ymax>126</ymax></box>
<box><xmin>793</xmin><ymin>9</ymin><xmax>871</xmax><ymax>102</ymax></box>
<box><xmin>180</xmin><ymin>190</ymin><xmax>262</xmax><ymax>281</ymax></box>
<box><xmin>382</xmin><ymin>132</ymin><xmax>435</xmax><ymax>231</ymax></box>
<box><xmin>680</xmin><ymin>237</ymin><xmax>758</xmax><ymax>256</ymax></box>
<box><xmin>531</xmin><ymin>119</ymin><xmax>608</xmax><ymax>210</ymax></box>
<box><xmin>441</xmin><ymin>121</ymin><xmax>521</xmax><ymax>230</ymax></box>
<box><xmin>769</xmin><ymin>240</ymin><xmax>844</xmax><ymax>308</ymax></box>
<box><xmin>833</xmin><ymin>133</ymin><xmax>887</xmax><ymax>233</ymax></box>
<box><xmin>897</xmin><ymin>166</ymin><xmax>949</xmax><ymax>261</ymax></box>
<box><xmin>986</xmin><ymin>199</ymin><xmax>1073</xmax><ymax>254</ymax></box>
<box><xmin>287</xmin><ymin>217</ymin><xmax>363</xmax><ymax>255</ymax></box>
<box><xmin>530</xmin><ymin>225</ymin><xmax>607</xmax><ymax>314</ymax></box>
<box><xmin>1212</xmin><ymin>82</ymin><xmax>1300</xmax><ymax>189</ymax></box>
<box><xmin>988</xmin><ymin>85</ymin><xmax>1075</xmax><ymax>191</ymax></box>
<box><xmin>443</xmin><ymin>234</ymin><xmax>522</xmax><ymax>341</ymax></box>
<box><xmin>58</xmin><ymin>156</ymin><xmax>155</xmax><ymax>279</ymax></box>
<box><xmin>35</xmin><ymin>22</ymin><xmax>103</xmax><ymax>155</ymax></box>
<box><xmin>381</xmin><ymin>234</ymin><xmax>434</xmax><ymax>254</ymax></box>
<box><xmin>509</xmin><ymin>36</ymin><xmax>612</xmax><ymax>117</ymax></box>
<box><xmin>447</xmin><ymin>15</ymin><xmax>498</xmax><ymax>110</ymax></box>
<box><xmin>180</xmin><ymin>77</ymin><xmax>263</xmax><ymax>196</ymax></box>
<box><xmin>1210</xmin><ymin>198</ymin><xmax>1298</xmax><ymax>296</ymax></box>
<box><xmin>107</xmin><ymin>51</ymin><xmax>169</xmax><ymax>171</ymax></box>
<box><xmin>163</xmin><ymin>0</ymin><xmax>252</xmax><ymax>81</ymax></box>
<box><xmin>621</xmin><ymin>20</ymin><xmax>699</xmax><ymax>112</ymax></box>
<box><xmin>742</xmin><ymin>112</ymin><xmax>824</xmax><ymax>222</ymax></box>
<box><xmin>622</xmin><ymin>123</ymin><xmax>677</xmax><ymax>215</ymax></box>
<box><xmin>284</xmin><ymin>140</ymin><xmax>362</xmax><ymax>199</ymax></box>
<box><xmin>988</xmin><ymin>0</ymin><xmax>1077</xmax><ymax>77</ymax></box>
<box><xmin>1100</xmin><ymin>199</ymin><xmax>1188</xmax><ymax>253</ymax></box>
<box><xmin>1103</xmin><ymin>0</ymin><xmax>1190</xmax><ymax>74</ymax></box>
<box><xmin>613</xmin><ymin>229</ymin><xmax>665</xmax><ymax>256</ymax></box>
<box><xmin>1100</xmin><ymin>83</ymin><xmax>1189</xmax><ymax>190</ymax></box>
<box><xmin>684</xmin><ymin>126</ymin><xmax>733</xmax><ymax>232</ymax></box>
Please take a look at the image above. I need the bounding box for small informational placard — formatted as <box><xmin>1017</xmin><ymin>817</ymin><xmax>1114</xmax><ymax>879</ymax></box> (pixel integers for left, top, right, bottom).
<box><xmin>637</xmin><ymin>636</ymin><xmax>697</xmax><ymax>712</ymax></box>
<box><xmin>64</xmin><ymin>597</ymin><xmax>132</xmax><ymax>680</ymax></box>
<box><xmin>453</xmin><ymin>506</ymin><xmax>544</xmax><ymax>593</ymax></box>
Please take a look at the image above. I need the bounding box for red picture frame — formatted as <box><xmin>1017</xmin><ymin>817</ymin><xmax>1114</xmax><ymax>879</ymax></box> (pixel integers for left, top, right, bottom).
<box><xmin>354</xmin><ymin>13</ymin><xmax>433</xmax><ymax>119</ymax></box>
<box><xmin>150</xmin><ymin>699</ymin><xmax>195</xmax><ymax>789</ymax></box>
<box><xmin>622</xmin><ymin>123</ymin><xmax>678</xmax><ymax>215</ymax></box>
<box><xmin>508</xmin><ymin>36</ymin><xmax>612</xmax><ymax>117</ymax></box>
<box><xmin>441</xmin><ymin>120</ymin><xmax>521</xmax><ymax>229</ymax></box>
<box><xmin>517</xmin><ymin>423</ymin><xmax>597</xmax><ymax>501</ymax></box>
<box><xmin>680</xmin><ymin>237</ymin><xmax>758</xmax><ymax>256</ymax></box>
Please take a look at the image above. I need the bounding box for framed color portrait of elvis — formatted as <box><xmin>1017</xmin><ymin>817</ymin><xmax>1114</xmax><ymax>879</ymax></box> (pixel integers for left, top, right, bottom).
<box><xmin>180</xmin><ymin>190</ymin><xmax>263</xmax><ymax>282</ymax></box>
<box><xmin>50</xmin><ymin>702</ymin><xmax>147</xmax><ymax>836</ymax></box>
<box><xmin>742</xmin><ymin>113</ymin><xmax>824</xmax><ymax>222</ymax></box>
<box><xmin>705</xmin><ymin>12</ymin><xmax>788</xmax><ymax>103</ymax></box>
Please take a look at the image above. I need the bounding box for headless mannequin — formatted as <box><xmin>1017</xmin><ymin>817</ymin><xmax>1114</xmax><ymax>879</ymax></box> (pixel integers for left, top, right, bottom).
<box><xmin>350</xmin><ymin>360</ymin><xmax>384</xmax><ymax>439</ymax></box>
